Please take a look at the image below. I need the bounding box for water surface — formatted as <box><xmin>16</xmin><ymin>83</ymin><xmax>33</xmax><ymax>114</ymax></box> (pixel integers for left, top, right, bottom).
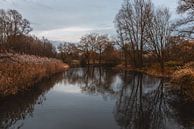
<box><xmin>1</xmin><ymin>68</ymin><xmax>194</xmax><ymax>129</ymax></box>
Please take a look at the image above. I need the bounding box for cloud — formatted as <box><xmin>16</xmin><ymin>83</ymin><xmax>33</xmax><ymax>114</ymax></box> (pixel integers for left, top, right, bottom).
<box><xmin>31</xmin><ymin>26</ymin><xmax>113</xmax><ymax>42</ymax></box>
<box><xmin>153</xmin><ymin>0</ymin><xmax>178</xmax><ymax>14</ymax></box>
<box><xmin>1</xmin><ymin>0</ymin><xmax>179</xmax><ymax>42</ymax></box>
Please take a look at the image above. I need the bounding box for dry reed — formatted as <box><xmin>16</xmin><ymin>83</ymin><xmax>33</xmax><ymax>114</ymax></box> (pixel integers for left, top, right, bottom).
<box><xmin>0</xmin><ymin>53</ymin><xmax>69</xmax><ymax>96</ymax></box>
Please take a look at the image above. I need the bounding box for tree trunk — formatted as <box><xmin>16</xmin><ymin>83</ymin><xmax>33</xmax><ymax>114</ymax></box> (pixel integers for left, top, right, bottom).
<box><xmin>99</xmin><ymin>49</ymin><xmax>102</xmax><ymax>66</ymax></box>
<box><xmin>124</xmin><ymin>50</ymin><xmax>127</xmax><ymax>68</ymax></box>
<box><xmin>160</xmin><ymin>57</ymin><xmax>165</xmax><ymax>73</ymax></box>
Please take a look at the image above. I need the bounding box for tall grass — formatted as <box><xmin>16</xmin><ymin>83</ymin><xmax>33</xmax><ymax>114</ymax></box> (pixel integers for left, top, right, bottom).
<box><xmin>172</xmin><ymin>62</ymin><xmax>194</xmax><ymax>100</ymax></box>
<box><xmin>0</xmin><ymin>53</ymin><xmax>68</xmax><ymax>96</ymax></box>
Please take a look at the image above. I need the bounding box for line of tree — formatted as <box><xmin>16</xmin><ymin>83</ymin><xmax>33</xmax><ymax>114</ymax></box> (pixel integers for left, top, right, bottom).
<box><xmin>58</xmin><ymin>33</ymin><xmax>120</xmax><ymax>67</ymax></box>
<box><xmin>57</xmin><ymin>42</ymin><xmax>80</xmax><ymax>64</ymax></box>
<box><xmin>79</xmin><ymin>33</ymin><xmax>116</xmax><ymax>66</ymax></box>
<box><xmin>57</xmin><ymin>0</ymin><xmax>194</xmax><ymax>70</ymax></box>
<box><xmin>114</xmin><ymin>0</ymin><xmax>171</xmax><ymax>70</ymax></box>
<box><xmin>3</xmin><ymin>0</ymin><xmax>192</xmax><ymax>68</ymax></box>
<box><xmin>0</xmin><ymin>9</ymin><xmax>57</xmax><ymax>58</ymax></box>
<box><xmin>113</xmin><ymin>0</ymin><xmax>194</xmax><ymax>71</ymax></box>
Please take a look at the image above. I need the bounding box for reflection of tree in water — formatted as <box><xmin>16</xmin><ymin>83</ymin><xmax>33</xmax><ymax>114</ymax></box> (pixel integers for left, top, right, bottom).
<box><xmin>81</xmin><ymin>67</ymin><xmax>117</xmax><ymax>96</ymax></box>
<box><xmin>1</xmin><ymin>68</ymin><xmax>194</xmax><ymax>129</ymax></box>
<box><xmin>167</xmin><ymin>92</ymin><xmax>194</xmax><ymax>129</ymax></box>
<box><xmin>64</xmin><ymin>68</ymin><xmax>194</xmax><ymax>129</ymax></box>
<box><xmin>113</xmin><ymin>72</ymin><xmax>194</xmax><ymax>129</ymax></box>
<box><xmin>63</xmin><ymin>67</ymin><xmax>121</xmax><ymax>100</ymax></box>
<box><xmin>113</xmin><ymin>72</ymin><xmax>171</xmax><ymax>129</ymax></box>
<box><xmin>0</xmin><ymin>74</ymin><xmax>63</xmax><ymax>129</ymax></box>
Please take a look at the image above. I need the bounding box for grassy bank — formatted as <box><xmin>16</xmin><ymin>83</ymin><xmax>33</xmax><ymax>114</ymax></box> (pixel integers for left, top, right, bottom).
<box><xmin>0</xmin><ymin>53</ymin><xmax>69</xmax><ymax>96</ymax></box>
<box><xmin>115</xmin><ymin>62</ymin><xmax>194</xmax><ymax>100</ymax></box>
<box><xmin>114</xmin><ymin>63</ymin><xmax>176</xmax><ymax>78</ymax></box>
<box><xmin>171</xmin><ymin>62</ymin><xmax>194</xmax><ymax>100</ymax></box>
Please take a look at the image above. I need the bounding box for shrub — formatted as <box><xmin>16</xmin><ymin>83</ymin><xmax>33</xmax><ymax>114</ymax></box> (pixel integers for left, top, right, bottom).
<box><xmin>165</xmin><ymin>61</ymin><xmax>183</xmax><ymax>67</ymax></box>
<box><xmin>80</xmin><ymin>57</ymin><xmax>87</xmax><ymax>67</ymax></box>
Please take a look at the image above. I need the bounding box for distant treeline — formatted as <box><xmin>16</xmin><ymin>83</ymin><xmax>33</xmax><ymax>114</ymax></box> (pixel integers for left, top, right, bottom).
<box><xmin>57</xmin><ymin>34</ymin><xmax>120</xmax><ymax>67</ymax></box>
<box><xmin>1</xmin><ymin>0</ymin><xmax>194</xmax><ymax>68</ymax></box>
<box><xmin>57</xmin><ymin>0</ymin><xmax>194</xmax><ymax>69</ymax></box>
<box><xmin>0</xmin><ymin>9</ymin><xmax>56</xmax><ymax>58</ymax></box>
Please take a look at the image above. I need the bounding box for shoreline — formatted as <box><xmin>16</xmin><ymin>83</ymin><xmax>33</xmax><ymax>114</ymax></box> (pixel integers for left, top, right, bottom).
<box><xmin>113</xmin><ymin>63</ymin><xmax>194</xmax><ymax>100</ymax></box>
<box><xmin>1</xmin><ymin>58</ymin><xmax>194</xmax><ymax>100</ymax></box>
<box><xmin>0</xmin><ymin>53</ymin><xmax>69</xmax><ymax>97</ymax></box>
<box><xmin>113</xmin><ymin>65</ymin><xmax>174</xmax><ymax>78</ymax></box>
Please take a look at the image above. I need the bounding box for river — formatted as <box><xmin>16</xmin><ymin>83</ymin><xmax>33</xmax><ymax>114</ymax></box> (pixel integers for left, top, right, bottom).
<box><xmin>0</xmin><ymin>68</ymin><xmax>194</xmax><ymax>129</ymax></box>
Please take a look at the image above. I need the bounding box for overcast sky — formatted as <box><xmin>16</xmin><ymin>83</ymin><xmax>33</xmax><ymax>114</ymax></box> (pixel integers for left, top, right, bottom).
<box><xmin>0</xmin><ymin>0</ymin><xmax>178</xmax><ymax>42</ymax></box>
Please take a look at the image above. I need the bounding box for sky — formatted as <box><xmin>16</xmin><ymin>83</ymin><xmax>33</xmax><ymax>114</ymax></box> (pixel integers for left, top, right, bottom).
<box><xmin>0</xmin><ymin>0</ymin><xmax>178</xmax><ymax>42</ymax></box>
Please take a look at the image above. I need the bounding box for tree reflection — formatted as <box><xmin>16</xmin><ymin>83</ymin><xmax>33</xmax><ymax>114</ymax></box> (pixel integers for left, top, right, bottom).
<box><xmin>0</xmin><ymin>74</ymin><xmax>63</xmax><ymax>129</ymax></box>
<box><xmin>63</xmin><ymin>67</ymin><xmax>120</xmax><ymax>99</ymax></box>
<box><xmin>113</xmin><ymin>73</ymin><xmax>171</xmax><ymax>129</ymax></box>
<box><xmin>60</xmin><ymin>68</ymin><xmax>194</xmax><ymax>129</ymax></box>
<box><xmin>1</xmin><ymin>68</ymin><xmax>194</xmax><ymax>129</ymax></box>
<box><xmin>167</xmin><ymin>91</ymin><xmax>194</xmax><ymax>129</ymax></box>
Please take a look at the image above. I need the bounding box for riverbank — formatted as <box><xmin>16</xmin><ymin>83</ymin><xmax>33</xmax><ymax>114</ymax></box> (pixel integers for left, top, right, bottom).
<box><xmin>171</xmin><ymin>62</ymin><xmax>194</xmax><ymax>100</ymax></box>
<box><xmin>114</xmin><ymin>62</ymin><xmax>194</xmax><ymax>100</ymax></box>
<box><xmin>0</xmin><ymin>53</ymin><xmax>69</xmax><ymax>97</ymax></box>
<box><xmin>114</xmin><ymin>63</ymin><xmax>175</xmax><ymax>78</ymax></box>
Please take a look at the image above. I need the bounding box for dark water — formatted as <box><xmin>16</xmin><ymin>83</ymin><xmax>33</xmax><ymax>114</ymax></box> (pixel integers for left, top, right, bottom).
<box><xmin>1</xmin><ymin>68</ymin><xmax>194</xmax><ymax>129</ymax></box>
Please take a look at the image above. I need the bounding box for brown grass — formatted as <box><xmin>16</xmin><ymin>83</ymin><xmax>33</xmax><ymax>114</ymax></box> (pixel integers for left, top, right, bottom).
<box><xmin>171</xmin><ymin>62</ymin><xmax>194</xmax><ymax>100</ymax></box>
<box><xmin>144</xmin><ymin>63</ymin><xmax>178</xmax><ymax>78</ymax></box>
<box><xmin>115</xmin><ymin>62</ymin><xmax>194</xmax><ymax>100</ymax></box>
<box><xmin>114</xmin><ymin>63</ymin><xmax>175</xmax><ymax>78</ymax></box>
<box><xmin>172</xmin><ymin>62</ymin><xmax>194</xmax><ymax>83</ymax></box>
<box><xmin>0</xmin><ymin>53</ymin><xmax>69</xmax><ymax>96</ymax></box>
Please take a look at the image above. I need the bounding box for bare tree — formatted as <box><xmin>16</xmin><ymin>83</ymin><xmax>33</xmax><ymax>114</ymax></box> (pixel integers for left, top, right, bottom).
<box><xmin>0</xmin><ymin>9</ymin><xmax>32</xmax><ymax>51</ymax></box>
<box><xmin>0</xmin><ymin>9</ymin><xmax>7</xmax><ymax>45</ymax></box>
<box><xmin>115</xmin><ymin>0</ymin><xmax>153</xmax><ymax>68</ymax></box>
<box><xmin>146</xmin><ymin>8</ymin><xmax>171</xmax><ymax>70</ymax></box>
<box><xmin>6</xmin><ymin>10</ymin><xmax>32</xmax><ymax>39</ymax></box>
<box><xmin>58</xmin><ymin>42</ymin><xmax>79</xmax><ymax>63</ymax></box>
<box><xmin>172</xmin><ymin>0</ymin><xmax>194</xmax><ymax>38</ymax></box>
<box><xmin>114</xmin><ymin>16</ymin><xmax>131</xmax><ymax>68</ymax></box>
<box><xmin>79</xmin><ymin>33</ymin><xmax>111</xmax><ymax>66</ymax></box>
<box><xmin>95</xmin><ymin>34</ymin><xmax>110</xmax><ymax>65</ymax></box>
<box><xmin>79</xmin><ymin>33</ymin><xmax>97</xmax><ymax>65</ymax></box>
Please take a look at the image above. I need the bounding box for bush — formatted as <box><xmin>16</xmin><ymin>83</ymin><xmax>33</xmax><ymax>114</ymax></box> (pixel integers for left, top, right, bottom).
<box><xmin>80</xmin><ymin>57</ymin><xmax>87</xmax><ymax>67</ymax></box>
<box><xmin>184</xmin><ymin>62</ymin><xmax>194</xmax><ymax>69</ymax></box>
<box><xmin>165</xmin><ymin>61</ymin><xmax>183</xmax><ymax>67</ymax></box>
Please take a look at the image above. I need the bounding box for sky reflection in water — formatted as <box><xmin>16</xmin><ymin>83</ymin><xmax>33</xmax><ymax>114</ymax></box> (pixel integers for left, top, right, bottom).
<box><xmin>0</xmin><ymin>68</ymin><xmax>194</xmax><ymax>129</ymax></box>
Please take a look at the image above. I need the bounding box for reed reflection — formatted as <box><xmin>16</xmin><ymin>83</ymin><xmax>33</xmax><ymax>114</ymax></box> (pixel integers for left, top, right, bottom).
<box><xmin>1</xmin><ymin>68</ymin><xmax>194</xmax><ymax>129</ymax></box>
<box><xmin>64</xmin><ymin>68</ymin><xmax>194</xmax><ymax>129</ymax></box>
<box><xmin>0</xmin><ymin>74</ymin><xmax>64</xmax><ymax>129</ymax></box>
